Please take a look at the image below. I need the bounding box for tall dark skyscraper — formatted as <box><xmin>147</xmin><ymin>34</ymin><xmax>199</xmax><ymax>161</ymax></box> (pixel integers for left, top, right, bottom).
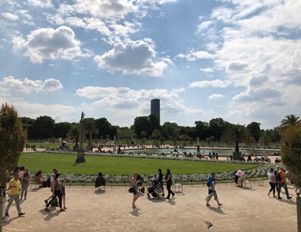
<box><xmin>150</xmin><ymin>98</ymin><xmax>160</xmax><ymax>122</ymax></box>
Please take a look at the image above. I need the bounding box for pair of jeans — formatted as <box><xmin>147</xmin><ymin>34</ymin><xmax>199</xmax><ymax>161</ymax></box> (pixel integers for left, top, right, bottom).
<box><xmin>5</xmin><ymin>194</ymin><xmax>21</xmax><ymax>215</ymax></box>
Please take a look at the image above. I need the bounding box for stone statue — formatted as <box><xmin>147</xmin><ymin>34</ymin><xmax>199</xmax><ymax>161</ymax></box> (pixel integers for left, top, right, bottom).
<box><xmin>76</xmin><ymin>111</ymin><xmax>86</xmax><ymax>163</ymax></box>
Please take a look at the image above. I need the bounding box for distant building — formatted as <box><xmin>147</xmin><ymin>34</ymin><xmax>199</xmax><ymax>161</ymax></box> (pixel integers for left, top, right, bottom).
<box><xmin>150</xmin><ymin>99</ymin><xmax>160</xmax><ymax>122</ymax></box>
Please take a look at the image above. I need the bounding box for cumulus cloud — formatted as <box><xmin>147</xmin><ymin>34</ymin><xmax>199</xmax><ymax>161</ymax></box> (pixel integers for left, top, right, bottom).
<box><xmin>27</xmin><ymin>0</ymin><xmax>53</xmax><ymax>8</ymax></box>
<box><xmin>208</xmin><ymin>94</ymin><xmax>224</xmax><ymax>100</ymax></box>
<box><xmin>177</xmin><ymin>50</ymin><xmax>214</xmax><ymax>61</ymax></box>
<box><xmin>189</xmin><ymin>0</ymin><xmax>301</xmax><ymax>128</ymax></box>
<box><xmin>12</xmin><ymin>26</ymin><xmax>82</xmax><ymax>63</ymax></box>
<box><xmin>0</xmin><ymin>76</ymin><xmax>63</xmax><ymax>96</ymax></box>
<box><xmin>1</xmin><ymin>12</ymin><xmax>19</xmax><ymax>21</ymax></box>
<box><xmin>94</xmin><ymin>39</ymin><xmax>172</xmax><ymax>77</ymax></box>
<box><xmin>196</xmin><ymin>20</ymin><xmax>213</xmax><ymax>34</ymax></box>
<box><xmin>200</xmin><ymin>68</ymin><xmax>214</xmax><ymax>73</ymax></box>
<box><xmin>189</xmin><ymin>79</ymin><xmax>229</xmax><ymax>88</ymax></box>
<box><xmin>233</xmin><ymin>87</ymin><xmax>281</xmax><ymax>102</ymax></box>
<box><xmin>76</xmin><ymin>85</ymin><xmax>200</xmax><ymax>117</ymax></box>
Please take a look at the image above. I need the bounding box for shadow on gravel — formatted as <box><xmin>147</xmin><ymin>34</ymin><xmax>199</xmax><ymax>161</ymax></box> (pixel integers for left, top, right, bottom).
<box><xmin>208</xmin><ymin>206</ymin><xmax>226</xmax><ymax>215</ymax></box>
<box><xmin>39</xmin><ymin>208</ymin><xmax>61</xmax><ymax>221</ymax></box>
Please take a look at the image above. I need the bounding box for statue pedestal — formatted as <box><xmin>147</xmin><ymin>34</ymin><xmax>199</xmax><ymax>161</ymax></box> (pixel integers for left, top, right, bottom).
<box><xmin>233</xmin><ymin>151</ymin><xmax>242</xmax><ymax>160</ymax></box>
<box><xmin>76</xmin><ymin>151</ymin><xmax>86</xmax><ymax>163</ymax></box>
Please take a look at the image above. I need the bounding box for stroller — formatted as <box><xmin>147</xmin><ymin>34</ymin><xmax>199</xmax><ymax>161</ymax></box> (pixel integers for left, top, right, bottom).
<box><xmin>136</xmin><ymin>174</ymin><xmax>145</xmax><ymax>194</ymax></box>
<box><xmin>147</xmin><ymin>179</ymin><xmax>163</xmax><ymax>199</ymax></box>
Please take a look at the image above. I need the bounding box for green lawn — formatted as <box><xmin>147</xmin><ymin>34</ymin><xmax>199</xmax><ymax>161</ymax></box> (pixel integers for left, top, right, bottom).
<box><xmin>19</xmin><ymin>152</ymin><xmax>258</xmax><ymax>175</ymax></box>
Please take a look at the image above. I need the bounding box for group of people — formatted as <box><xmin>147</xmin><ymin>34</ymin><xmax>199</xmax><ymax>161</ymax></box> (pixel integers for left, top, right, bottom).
<box><xmin>44</xmin><ymin>169</ymin><xmax>67</xmax><ymax>212</ymax></box>
<box><xmin>3</xmin><ymin>166</ymin><xmax>31</xmax><ymax>218</ymax></box>
<box><xmin>267</xmin><ymin>166</ymin><xmax>292</xmax><ymax>200</ymax></box>
<box><xmin>129</xmin><ymin>168</ymin><xmax>175</xmax><ymax>209</ymax></box>
<box><xmin>3</xmin><ymin>163</ymin><xmax>295</xmax><ymax>220</ymax></box>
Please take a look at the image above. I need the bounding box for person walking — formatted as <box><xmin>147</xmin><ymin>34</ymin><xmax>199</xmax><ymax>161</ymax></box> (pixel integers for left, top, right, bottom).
<box><xmin>278</xmin><ymin>167</ymin><xmax>292</xmax><ymax>200</ymax></box>
<box><xmin>206</xmin><ymin>173</ymin><xmax>222</xmax><ymax>207</ymax></box>
<box><xmin>156</xmin><ymin>169</ymin><xmax>164</xmax><ymax>197</ymax></box>
<box><xmin>45</xmin><ymin>173</ymin><xmax>64</xmax><ymax>211</ymax></box>
<box><xmin>20</xmin><ymin>168</ymin><xmax>30</xmax><ymax>200</ymax></box>
<box><xmin>267</xmin><ymin>168</ymin><xmax>276</xmax><ymax>197</ymax></box>
<box><xmin>164</xmin><ymin>169</ymin><xmax>175</xmax><ymax>199</ymax></box>
<box><xmin>5</xmin><ymin>171</ymin><xmax>25</xmax><ymax>217</ymax></box>
<box><xmin>129</xmin><ymin>173</ymin><xmax>140</xmax><ymax>209</ymax></box>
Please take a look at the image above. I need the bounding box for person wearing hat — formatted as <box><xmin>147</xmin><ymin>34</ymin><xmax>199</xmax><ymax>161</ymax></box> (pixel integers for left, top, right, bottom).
<box><xmin>5</xmin><ymin>171</ymin><xmax>25</xmax><ymax>217</ymax></box>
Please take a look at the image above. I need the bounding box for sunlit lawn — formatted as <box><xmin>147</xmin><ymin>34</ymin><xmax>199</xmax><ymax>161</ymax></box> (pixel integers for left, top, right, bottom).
<box><xmin>19</xmin><ymin>152</ymin><xmax>258</xmax><ymax>175</ymax></box>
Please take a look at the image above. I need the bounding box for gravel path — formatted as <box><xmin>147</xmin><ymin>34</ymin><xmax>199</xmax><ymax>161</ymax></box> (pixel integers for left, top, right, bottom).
<box><xmin>2</xmin><ymin>182</ymin><xmax>297</xmax><ymax>232</ymax></box>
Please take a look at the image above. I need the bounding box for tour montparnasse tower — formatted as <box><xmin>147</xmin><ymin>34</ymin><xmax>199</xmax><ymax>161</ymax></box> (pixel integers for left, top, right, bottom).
<box><xmin>150</xmin><ymin>98</ymin><xmax>160</xmax><ymax>123</ymax></box>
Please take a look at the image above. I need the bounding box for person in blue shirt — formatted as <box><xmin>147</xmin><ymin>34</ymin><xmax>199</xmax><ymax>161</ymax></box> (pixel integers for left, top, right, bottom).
<box><xmin>206</xmin><ymin>173</ymin><xmax>222</xmax><ymax>207</ymax></box>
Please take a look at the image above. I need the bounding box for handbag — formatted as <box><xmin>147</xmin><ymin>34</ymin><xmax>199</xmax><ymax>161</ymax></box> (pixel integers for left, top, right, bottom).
<box><xmin>128</xmin><ymin>187</ymin><xmax>134</xmax><ymax>193</ymax></box>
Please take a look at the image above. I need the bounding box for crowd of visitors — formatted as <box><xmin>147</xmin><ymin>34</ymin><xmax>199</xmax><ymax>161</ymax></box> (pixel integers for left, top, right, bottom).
<box><xmin>2</xmin><ymin>161</ymin><xmax>295</xmax><ymax>222</ymax></box>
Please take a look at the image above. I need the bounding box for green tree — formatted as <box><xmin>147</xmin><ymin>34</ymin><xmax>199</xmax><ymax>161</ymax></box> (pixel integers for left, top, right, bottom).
<box><xmin>281</xmin><ymin>123</ymin><xmax>301</xmax><ymax>187</ymax></box>
<box><xmin>161</xmin><ymin>122</ymin><xmax>179</xmax><ymax>141</ymax></box>
<box><xmin>151</xmin><ymin>129</ymin><xmax>161</xmax><ymax>146</ymax></box>
<box><xmin>259</xmin><ymin>131</ymin><xmax>272</xmax><ymax>147</ymax></box>
<box><xmin>20</xmin><ymin>117</ymin><xmax>35</xmax><ymax>140</ymax></box>
<box><xmin>32</xmin><ymin>116</ymin><xmax>55</xmax><ymax>139</ymax></box>
<box><xmin>67</xmin><ymin>124</ymin><xmax>79</xmax><ymax>150</ymax></box>
<box><xmin>221</xmin><ymin>124</ymin><xmax>253</xmax><ymax>160</ymax></box>
<box><xmin>53</xmin><ymin>122</ymin><xmax>71</xmax><ymax>139</ymax></box>
<box><xmin>280</xmin><ymin>118</ymin><xmax>301</xmax><ymax>232</ymax></box>
<box><xmin>247</xmin><ymin>122</ymin><xmax>261</xmax><ymax>142</ymax></box>
<box><xmin>83</xmin><ymin>118</ymin><xmax>97</xmax><ymax>150</ymax></box>
<box><xmin>95</xmin><ymin>117</ymin><xmax>114</xmax><ymax>139</ymax></box>
<box><xmin>117</xmin><ymin>127</ymin><xmax>133</xmax><ymax>143</ymax></box>
<box><xmin>149</xmin><ymin>114</ymin><xmax>160</xmax><ymax>132</ymax></box>
<box><xmin>133</xmin><ymin>116</ymin><xmax>152</xmax><ymax>139</ymax></box>
<box><xmin>209</xmin><ymin>118</ymin><xmax>229</xmax><ymax>141</ymax></box>
<box><xmin>280</xmin><ymin>114</ymin><xmax>301</xmax><ymax>128</ymax></box>
<box><xmin>195</xmin><ymin>121</ymin><xmax>210</xmax><ymax>140</ymax></box>
<box><xmin>0</xmin><ymin>104</ymin><xmax>24</xmax><ymax>229</ymax></box>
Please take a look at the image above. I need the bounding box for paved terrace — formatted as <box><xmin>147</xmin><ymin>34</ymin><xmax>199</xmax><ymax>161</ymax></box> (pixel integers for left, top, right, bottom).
<box><xmin>2</xmin><ymin>182</ymin><xmax>297</xmax><ymax>232</ymax></box>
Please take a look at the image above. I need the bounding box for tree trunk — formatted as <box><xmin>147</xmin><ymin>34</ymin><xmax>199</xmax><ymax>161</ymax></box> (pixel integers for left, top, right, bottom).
<box><xmin>0</xmin><ymin>194</ymin><xmax>4</xmax><ymax>232</ymax></box>
<box><xmin>297</xmin><ymin>193</ymin><xmax>301</xmax><ymax>232</ymax></box>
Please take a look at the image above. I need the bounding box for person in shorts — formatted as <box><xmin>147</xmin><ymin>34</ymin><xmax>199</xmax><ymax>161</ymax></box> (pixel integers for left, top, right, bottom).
<box><xmin>206</xmin><ymin>173</ymin><xmax>222</xmax><ymax>207</ymax></box>
<box><xmin>129</xmin><ymin>173</ymin><xmax>140</xmax><ymax>209</ymax></box>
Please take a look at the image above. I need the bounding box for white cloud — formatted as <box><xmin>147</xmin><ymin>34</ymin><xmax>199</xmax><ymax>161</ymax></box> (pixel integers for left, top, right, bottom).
<box><xmin>196</xmin><ymin>20</ymin><xmax>212</xmax><ymax>34</ymax></box>
<box><xmin>208</xmin><ymin>94</ymin><xmax>224</xmax><ymax>100</ymax></box>
<box><xmin>94</xmin><ymin>39</ymin><xmax>172</xmax><ymax>77</ymax></box>
<box><xmin>12</xmin><ymin>26</ymin><xmax>82</xmax><ymax>63</ymax></box>
<box><xmin>1</xmin><ymin>12</ymin><xmax>19</xmax><ymax>21</ymax></box>
<box><xmin>27</xmin><ymin>0</ymin><xmax>53</xmax><ymax>8</ymax></box>
<box><xmin>76</xmin><ymin>86</ymin><xmax>201</xmax><ymax>119</ymax></box>
<box><xmin>189</xmin><ymin>79</ymin><xmax>229</xmax><ymax>88</ymax></box>
<box><xmin>233</xmin><ymin>87</ymin><xmax>281</xmax><ymax>102</ymax></box>
<box><xmin>0</xmin><ymin>76</ymin><xmax>63</xmax><ymax>96</ymax></box>
<box><xmin>177</xmin><ymin>50</ymin><xmax>214</xmax><ymax>61</ymax></box>
<box><xmin>57</xmin><ymin>0</ymin><xmax>137</xmax><ymax>19</ymax></box>
<box><xmin>200</xmin><ymin>68</ymin><xmax>214</xmax><ymax>73</ymax></box>
<box><xmin>5</xmin><ymin>100</ymin><xmax>77</xmax><ymax>122</ymax></box>
<box><xmin>194</xmin><ymin>0</ymin><xmax>301</xmax><ymax>128</ymax></box>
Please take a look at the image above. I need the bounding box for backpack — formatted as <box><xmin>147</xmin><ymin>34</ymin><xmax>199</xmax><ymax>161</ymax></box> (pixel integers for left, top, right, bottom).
<box><xmin>275</xmin><ymin>171</ymin><xmax>282</xmax><ymax>181</ymax></box>
<box><xmin>207</xmin><ymin>177</ymin><xmax>213</xmax><ymax>187</ymax></box>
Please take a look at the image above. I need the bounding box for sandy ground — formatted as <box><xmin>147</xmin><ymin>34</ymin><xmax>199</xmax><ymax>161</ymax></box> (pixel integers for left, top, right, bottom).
<box><xmin>2</xmin><ymin>182</ymin><xmax>298</xmax><ymax>232</ymax></box>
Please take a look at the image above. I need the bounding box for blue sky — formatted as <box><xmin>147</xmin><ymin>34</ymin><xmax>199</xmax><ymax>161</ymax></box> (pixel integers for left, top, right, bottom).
<box><xmin>0</xmin><ymin>0</ymin><xmax>300</xmax><ymax>129</ymax></box>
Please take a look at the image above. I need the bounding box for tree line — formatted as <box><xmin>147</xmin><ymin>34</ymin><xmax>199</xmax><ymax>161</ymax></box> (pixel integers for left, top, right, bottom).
<box><xmin>20</xmin><ymin>114</ymin><xmax>285</xmax><ymax>147</ymax></box>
